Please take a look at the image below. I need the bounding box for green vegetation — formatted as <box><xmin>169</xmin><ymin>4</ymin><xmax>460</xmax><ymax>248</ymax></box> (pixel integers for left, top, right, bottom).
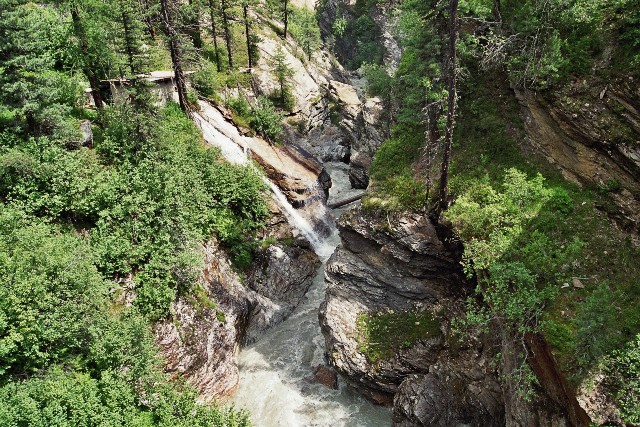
<box><xmin>249</xmin><ymin>96</ymin><xmax>285</xmax><ymax>142</ymax></box>
<box><xmin>270</xmin><ymin>46</ymin><xmax>295</xmax><ymax>111</ymax></box>
<box><xmin>225</xmin><ymin>95</ymin><xmax>284</xmax><ymax>142</ymax></box>
<box><xmin>0</xmin><ymin>205</ymin><xmax>251</xmax><ymax>425</ymax></box>
<box><xmin>289</xmin><ymin>7</ymin><xmax>322</xmax><ymax>61</ymax></box>
<box><xmin>604</xmin><ymin>334</ymin><xmax>640</xmax><ymax>424</ymax></box>
<box><xmin>356</xmin><ymin>309</ymin><xmax>441</xmax><ymax>364</ymax></box>
<box><xmin>0</xmin><ymin>0</ymin><xmax>270</xmax><ymax>422</ymax></box>
<box><xmin>355</xmin><ymin>0</ymin><xmax>640</xmax><ymax>419</ymax></box>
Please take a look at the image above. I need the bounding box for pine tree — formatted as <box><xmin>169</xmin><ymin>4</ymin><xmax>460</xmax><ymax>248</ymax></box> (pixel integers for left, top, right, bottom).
<box><xmin>271</xmin><ymin>45</ymin><xmax>293</xmax><ymax>108</ymax></box>
<box><xmin>242</xmin><ymin>0</ymin><xmax>253</xmax><ymax>68</ymax></box>
<box><xmin>220</xmin><ymin>0</ymin><xmax>234</xmax><ymax>69</ymax></box>
<box><xmin>436</xmin><ymin>0</ymin><xmax>458</xmax><ymax>214</ymax></box>
<box><xmin>282</xmin><ymin>0</ymin><xmax>288</xmax><ymax>38</ymax></box>
<box><xmin>70</xmin><ymin>2</ymin><xmax>104</xmax><ymax>109</ymax></box>
<box><xmin>159</xmin><ymin>0</ymin><xmax>190</xmax><ymax>113</ymax></box>
<box><xmin>208</xmin><ymin>0</ymin><xmax>222</xmax><ymax>71</ymax></box>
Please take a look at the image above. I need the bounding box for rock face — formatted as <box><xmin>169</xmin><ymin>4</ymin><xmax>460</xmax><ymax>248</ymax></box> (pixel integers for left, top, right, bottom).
<box><xmin>320</xmin><ymin>207</ymin><xmax>593</xmax><ymax>426</ymax></box>
<box><xmin>516</xmin><ymin>78</ymin><xmax>640</xmax><ymax>232</ymax></box>
<box><xmin>155</xmin><ymin>202</ymin><xmax>321</xmax><ymax>400</ymax></box>
<box><xmin>319</xmin><ymin>207</ymin><xmax>506</xmax><ymax>423</ymax></box>
<box><xmin>249</xmin><ymin>21</ymin><xmax>389</xmax><ymax>190</ymax></box>
<box><xmin>244</xmin><ymin>242</ymin><xmax>320</xmax><ymax>343</ymax></box>
<box><xmin>155</xmin><ymin>240</ymin><xmax>251</xmax><ymax>401</ymax></box>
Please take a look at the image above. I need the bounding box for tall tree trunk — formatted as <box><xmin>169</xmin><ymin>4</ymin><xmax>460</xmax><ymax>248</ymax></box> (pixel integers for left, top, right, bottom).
<box><xmin>208</xmin><ymin>0</ymin><xmax>222</xmax><ymax>71</ymax></box>
<box><xmin>283</xmin><ymin>0</ymin><xmax>288</xmax><ymax>38</ymax></box>
<box><xmin>220</xmin><ymin>0</ymin><xmax>234</xmax><ymax>69</ymax></box>
<box><xmin>493</xmin><ymin>0</ymin><xmax>502</xmax><ymax>24</ymax></box>
<box><xmin>187</xmin><ymin>0</ymin><xmax>203</xmax><ymax>49</ymax></box>
<box><xmin>71</xmin><ymin>4</ymin><xmax>104</xmax><ymax>109</ymax></box>
<box><xmin>437</xmin><ymin>0</ymin><xmax>458</xmax><ymax>213</ymax></box>
<box><xmin>119</xmin><ymin>0</ymin><xmax>137</xmax><ymax>75</ymax></box>
<box><xmin>160</xmin><ymin>0</ymin><xmax>190</xmax><ymax>114</ymax></box>
<box><xmin>423</xmin><ymin>101</ymin><xmax>441</xmax><ymax>203</ymax></box>
<box><xmin>243</xmin><ymin>4</ymin><xmax>252</xmax><ymax>68</ymax></box>
<box><xmin>139</xmin><ymin>0</ymin><xmax>157</xmax><ymax>39</ymax></box>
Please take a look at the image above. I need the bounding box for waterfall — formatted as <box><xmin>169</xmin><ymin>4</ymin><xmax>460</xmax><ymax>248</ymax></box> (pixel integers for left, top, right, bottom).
<box><xmin>230</xmin><ymin>163</ymin><xmax>392</xmax><ymax>427</ymax></box>
<box><xmin>193</xmin><ymin>107</ymin><xmax>331</xmax><ymax>256</ymax></box>
<box><xmin>264</xmin><ymin>179</ymin><xmax>334</xmax><ymax>258</ymax></box>
<box><xmin>193</xmin><ymin>112</ymin><xmax>248</xmax><ymax>165</ymax></box>
<box><xmin>193</xmin><ymin>105</ymin><xmax>391</xmax><ymax>426</ymax></box>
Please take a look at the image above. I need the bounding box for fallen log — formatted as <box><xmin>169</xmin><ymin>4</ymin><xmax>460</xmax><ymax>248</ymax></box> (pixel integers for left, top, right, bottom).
<box><xmin>328</xmin><ymin>192</ymin><xmax>366</xmax><ymax>209</ymax></box>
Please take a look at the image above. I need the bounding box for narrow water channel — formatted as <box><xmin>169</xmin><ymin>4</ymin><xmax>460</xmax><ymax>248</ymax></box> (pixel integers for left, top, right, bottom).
<box><xmin>231</xmin><ymin>162</ymin><xmax>392</xmax><ymax>426</ymax></box>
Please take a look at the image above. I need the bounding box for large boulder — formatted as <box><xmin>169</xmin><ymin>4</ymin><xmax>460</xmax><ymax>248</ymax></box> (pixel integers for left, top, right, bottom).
<box><xmin>244</xmin><ymin>243</ymin><xmax>321</xmax><ymax>343</ymax></box>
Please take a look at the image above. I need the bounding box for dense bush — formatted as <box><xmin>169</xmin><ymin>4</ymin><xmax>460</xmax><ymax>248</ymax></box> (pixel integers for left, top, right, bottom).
<box><xmin>0</xmin><ymin>208</ymin><xmax>106</xmax><ymax>376</ymax></box>
<box><xmin>0</xmin><ymin>1</ymin><xmax>263</xmax><ymax>423</ymax></box>
<box><xmin>192</xmin><ymin>61</ymin><xmax>225</xmax><ymax>98</ymax></box>
<box><xmin>249</xmin><ymin>96</ymin><xmax>284</xmax><ymax>142</ymax></box>
<box><xmin>605</xmin><ymin>335</ymin><xmax>640</xmax><ymax>424</ymax></box>
<box><xmin>90</xmin><ymin>103</ymin><xmax>268</xmax><ymax>319</ymax></box>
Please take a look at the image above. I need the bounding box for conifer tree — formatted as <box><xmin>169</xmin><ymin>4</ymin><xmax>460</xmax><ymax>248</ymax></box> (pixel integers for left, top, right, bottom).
<box><xmin>437</xmin><ymin>0</ymin><xmax>458</xmax><ymax>213</ymax></box>
<box><xmin>159</xmin><ymin>0</ymin><xmax>190</xmax><ymax>113</ymax></box>
<box><xmin>69</xmin><ymin>2</ymin><xmax>104</xmax><ymax>109</ymax></box>
<box><xmin>242</xmin><ymin>0</ymin><xmax>253</xmax><ymax>68</ymax></box>
<box><xmin>220</xmin><ymin>0</ymin><xmax>234</xmax><ymax>69</ymax></box>
<box><xmin>282</xmin><ymin>0</ymin><xmax>288</xmax><ymax>38</ymax></box>
<box><xmin>208</xmin><ymin>0</ymin><xmax>222</xmax><ymax>71</ymax></box>
<box><xmin>271</xmin><ymin>45</ymin><xmax>293</xmax><ymax>108</ymax></box>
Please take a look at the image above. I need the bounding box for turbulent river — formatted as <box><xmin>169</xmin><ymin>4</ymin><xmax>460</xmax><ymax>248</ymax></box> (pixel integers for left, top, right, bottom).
<box><xmin>231</xmin><ymin>162</ymin><xmax>392</xmax><ymax>426</ymax></box>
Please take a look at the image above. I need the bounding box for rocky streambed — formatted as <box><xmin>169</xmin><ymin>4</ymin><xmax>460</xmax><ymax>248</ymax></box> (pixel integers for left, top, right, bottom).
<box><xmin>230</xmin><ymin>163</ymin><xmax>392</xmax><ymax>426</ymax></box>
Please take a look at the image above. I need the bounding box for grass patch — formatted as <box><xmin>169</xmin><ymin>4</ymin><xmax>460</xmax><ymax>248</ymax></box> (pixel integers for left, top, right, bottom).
<box><xmin>365</xmin><ymin>127</ymin><xmax>427</xmax><ymax>212</ymax></box>
<box><xmin>355</xmin><ymin>309</ymin><xmax>441</xmax><ymax>364</ymax></box>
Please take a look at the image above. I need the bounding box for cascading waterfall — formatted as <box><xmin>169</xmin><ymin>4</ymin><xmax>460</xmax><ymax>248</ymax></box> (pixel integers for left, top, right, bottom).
<box><xmin>264</xmin><ymin>179</ymin><xmax>335</xmax><ymax>257</ymax></box>
<box><xmin>231</xmin><ymin>162</ymin><xmax>391</xmax><ymax>427</ymax></box>
<box><xmin>193</xmin><ymin>107</ymin><xmax>391</xmax><ymax>426</ymax></box>
<box><xmin>193</xmin><ymin>112</ymin><xmax>248</xmax><ymax>165</ymax></box>
<box><xmin>194</xmin><ymin>102</ymin><xmax>333</xmax><ymax>249</ymax></box>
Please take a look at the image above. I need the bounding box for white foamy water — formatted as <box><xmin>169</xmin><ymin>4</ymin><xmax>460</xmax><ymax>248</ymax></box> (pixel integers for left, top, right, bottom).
<box><xmin>195</xmin><ymin>103</ymin><xmax>332</xmax><ymax>256</ymax></box>
<box><xmin>194</xmin><ymin>108</ymin><xmax>390</xmax><ymax>426</ymax></box>
<box><xmin>265</xmin><ymin>179</ymin><xmax>334</xmax><ymax>258</ymax></box>
<box><xmin>193</xmin><ymin>112</ymin><xmax>249</xmax><ymax>165</ymax></box>
<box><xmin>231</xmin><ymin>164</ymin><xmax>392</xmax><ymax>427</ymax></box>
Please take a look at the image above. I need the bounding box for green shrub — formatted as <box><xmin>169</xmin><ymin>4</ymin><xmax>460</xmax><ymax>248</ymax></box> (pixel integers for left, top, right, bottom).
<box><xmin>361</xmin><ymin>63</ymin><xmax>392</xmax><ymax>100</ymax></box>
<box><xmin>227</xmin><ymin>96</ymin><xmax>251</xmax><ymax>117</ymax></box>
<box><xmin>0</xmin><ymin>208</ymin><xmax>107</xmax><ymax>376</ymax></box>
<box><xmin>605</xmin><ymin>334</ymin><xmax>640</xmax><ymax>425</ymax></box>
<box><xmin>332</xmin><ymin>16</ymin><xmax>348</xmax><ymax>38</ymax></box>
<box><xmin>249</xmin><ymin>96</ymin><xmax>283</xmax><ymax>142</ymax></box>
<box><xmin>348</xmin><ymin>15</ymin><xmax>384</xmax><ymax>69</ymax></box>
<box><xmin>193</xmin><ymin>62</ymin><xmax>225</xmax><ymax>98</ymax></box>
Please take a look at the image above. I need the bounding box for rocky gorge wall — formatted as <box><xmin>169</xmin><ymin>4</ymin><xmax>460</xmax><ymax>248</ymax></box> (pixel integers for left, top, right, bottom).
<box><xmin>319</xmin><ymin>207</ymin><xmax>507</xmax><ymax>425</ymax></box>
<box><xmin>516</xmin><ymin>77</ymin><xmax>640</xmax><ymax>233</ymax></box>
<box><xmin>154</xmin><ymin>202</ymin><xmax>320</xmax><ymax>401</ymax></box>
<box><xmin>318</xmin><ymin>207</ymin><xmax>596</xmax><ymax>426</ymax></box>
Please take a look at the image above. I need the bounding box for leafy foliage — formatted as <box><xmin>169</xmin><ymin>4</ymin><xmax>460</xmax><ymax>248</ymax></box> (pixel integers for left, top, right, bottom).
<box><xmin>0</xmin><ymin>208</ymin><xmax>106</xmax><ymax>377</ymax></box>
<box><xmin>249</xmin><ymin>96</ymin><xmax>284</xmax><ymax>142</ymax></box>
<box><xmin>0</xmin><ymin>2</ymin><xmax>266</xmax><ymax>421</ymax></box>
<box><xmin>604</xmin><ymin>334</ymin><xmax>640</xmax><ymax>424</ymax></box>
<box><xmin>270</xmin><ymin>46</ymin><xmax>295</xmax><ymax>111</ymax></box>
<box><xmin>289</xmin><ymin>7</ymin><xmax>322</xmax><ymax>61</ymax></box>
